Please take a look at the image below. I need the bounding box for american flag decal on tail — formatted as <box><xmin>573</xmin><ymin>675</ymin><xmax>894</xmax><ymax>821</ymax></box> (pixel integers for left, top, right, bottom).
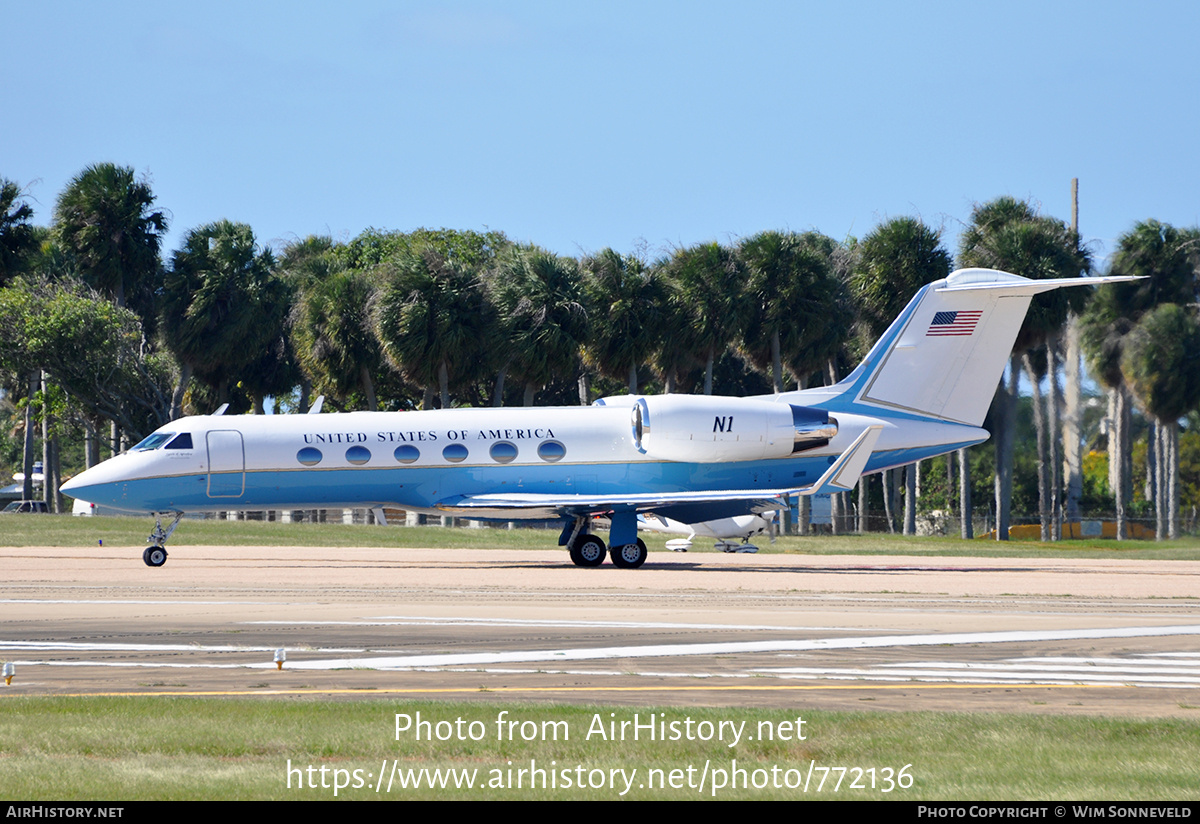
<box><xmin>926</xmin><ymin>310</ymin><xmax>982</xmax><ymax>336</ymax></box>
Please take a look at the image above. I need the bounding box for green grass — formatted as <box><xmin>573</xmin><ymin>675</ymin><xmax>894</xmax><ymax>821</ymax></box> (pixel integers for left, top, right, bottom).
<box><xmin>0</xmin><ymin>698</ymin><xmax>1197</xmax><ymax>800</ymax></box>
<box><xmin>6</xmin><ymin>513</ymin><xmax>1200</xmax><ymax>560</ymax></box>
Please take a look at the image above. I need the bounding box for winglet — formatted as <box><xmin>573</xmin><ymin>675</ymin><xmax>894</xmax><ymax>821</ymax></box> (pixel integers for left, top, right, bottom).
<box><xmin>801</xmin><ymin>425</ymin><xmax>883</xmax><ymax>496</ymax></box>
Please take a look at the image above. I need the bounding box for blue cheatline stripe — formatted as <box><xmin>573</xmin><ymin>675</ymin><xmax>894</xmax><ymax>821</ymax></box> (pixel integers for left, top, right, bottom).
<box><xmin>68</xmin><ymin>438</ymin><xmax>986</xmax><ymax>517</ymax></box>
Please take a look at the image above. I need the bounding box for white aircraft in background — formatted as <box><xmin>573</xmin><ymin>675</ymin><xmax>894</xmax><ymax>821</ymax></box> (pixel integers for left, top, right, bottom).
<box><xmin>61</xmin><ymin>268</ymin><xmax>1131</xmax><ymax>569</ymax></box>
<box><xmin>639</xmin><ymin>511</ymin><xmax>776</xmax><ymax>553</ymax></box>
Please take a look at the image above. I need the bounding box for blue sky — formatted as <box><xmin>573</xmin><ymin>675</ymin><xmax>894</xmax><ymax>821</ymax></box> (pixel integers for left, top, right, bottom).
<box><xmin>5</xmin><ymin>1</ymin><xmax>1198</xmax><ymax>269</ymax></box>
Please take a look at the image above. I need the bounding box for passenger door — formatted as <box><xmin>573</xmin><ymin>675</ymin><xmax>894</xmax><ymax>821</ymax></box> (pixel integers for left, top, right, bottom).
<box><xmin>206</xmin><ymin>430</ymin><xmax>245</xmax><ymax>498</ymax></box>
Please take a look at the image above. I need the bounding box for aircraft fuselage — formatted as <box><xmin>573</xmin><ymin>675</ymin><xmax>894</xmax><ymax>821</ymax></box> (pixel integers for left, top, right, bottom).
<box><xmin>64</xmin><ymin>401</ymin><xmax>985</xmax><ymax>520</ymax></box>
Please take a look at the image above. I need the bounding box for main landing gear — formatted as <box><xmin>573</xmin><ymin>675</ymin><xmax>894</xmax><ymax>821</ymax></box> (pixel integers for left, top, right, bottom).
<box><xmin>144</xmin><ymin>512</ymin><xmax>183</xmax><ymax>567</ymax></box>
<box><xmin>568</xmin><ymin>533</ymin><xmax>606</xmax><ymax>567</ymax></box>
<box><xmin>609</xmin><ymin>538</ymin><xmax>648</xmax><ymax>569</ymax></box>
<box><xmin>563</xmin><ymin>516</ymin><xmax>648</xmax><ymax>569</ymax></box>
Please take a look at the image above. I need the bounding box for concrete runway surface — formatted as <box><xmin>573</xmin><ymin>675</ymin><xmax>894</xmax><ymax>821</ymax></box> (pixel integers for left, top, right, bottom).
<box><xmin>3</xmin><ymin>544</ymin><xmax>1200</xmax><ymax>715</ymax></box>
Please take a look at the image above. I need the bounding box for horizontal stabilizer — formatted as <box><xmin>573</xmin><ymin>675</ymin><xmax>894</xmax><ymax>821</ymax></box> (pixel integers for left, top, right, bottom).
<box><xmin>809</xmin><ymin>425</ymin><xmax>882</xmax><ymax>494</ymax></box>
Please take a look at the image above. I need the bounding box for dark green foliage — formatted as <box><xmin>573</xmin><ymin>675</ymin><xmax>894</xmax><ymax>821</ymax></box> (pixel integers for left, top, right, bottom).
<box><xmin>293</xmin><ymin>266</ymin><xmax>382</xmax><ymax>407</ymax></box>
<box><xmin>162</xmin><ymin>220</ymin><xmax>289</xmax><ymax>405</ymax></box>
<box><xmin>0</xmin><ymin>178</ymin><xmax>37</xmax><ymax>286</ymax></box>
<box><xmin>1105</xmin><ymin>220</ymin><xmax>1197</xmax><ymax>311</ymax></box>
<box><xmin>488</xmin><ymin>245</ymin><xmax>589</xmax><ymax>401</ymax></box>
<box><xmin>708</xmin><ymin>347</ymin><xmax>774</xmax><ymax>397</ymax></box>
<box><xmin>239</xmin><ymin>325</ymin><xmax>303</xmax><ymax>413</ymax></box>
<box><xmin>580</xmin><ymin>248</ymin><xmax>667</xmax><ymax>392</ymax></box>
<box><xmin>1082</xmin><ymin>220</ymin><xmax>1199</xmax><ymax>388</ymax></box>
<box><xmin>657</xmin><ymin>242</ymin><xmax>751</xmax><ymax>393</ymax></box>
<box><xmin>0</xmin><ymin>280</ymin><xmax>174</xmax><ymax>439</ymax></box>
<box><xmin>663</xmin><ymin>242</ymin><xmax>750</xmax><ymax>359</ymax></box>
<box><xmin>340</xmin><ymin>227</ymin><xmax>510</xmax><ymax>271</ymax></box>
<box><xmin>281</xmin><ymin>237</ymin><xmax>385</xmax><ymax>411</ymax></box>
<box><xmin>1121</xmin><ymin>304</ymin><xmax>1200</xmax><ymax>423</ymax></box>
<box><xmin>959</xmin><ymin>196</ymin><xmax>1090</xmax><ymax>352</ymax></box>
<box><xmin>374</xmin><ymin>247</ymin><xmax>496</xmax><ymax>405</ymax></box>
<box><xmin>1176</xmin><ymin>424</ymin><xmax>1200</xmax><ymax>518</ymax></box>
<box><xmin>278</xmin><ymin>235</ymin><xmax>340</xmax><ymax>288</ymax></box>
<box><xmin>1080</xmin><ymin>299</ymin><xmax>1134</xmax><ymax>389</ymax></box>
<box><xmin>852</xmin><ymin>217</ymin><xmax>951</xmax><ymax>341</ymax></box>
<box><xmin>739</xmin><ymin>230</ymin><xmax>851</xmax><ymax>389</ymax></box>
<box><xmin>53</xmin><ymin>163</ymin><xmax>167</xmax><ymax>321</ymax></box>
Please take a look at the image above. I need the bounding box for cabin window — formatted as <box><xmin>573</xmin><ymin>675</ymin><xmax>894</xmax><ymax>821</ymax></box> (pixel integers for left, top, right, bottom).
<box><xmin>537</xmin><ymin>440</ymin><xmax>566</xmax><ymax>462</ymax></box>
<box><xmin>164</xmin><ymin>432</ymin><xmax>193</xmax><ymax>450</ymax></box>
<box><xmin>132</xmin><ymin>433</ymin><xmax>173</xmax><ymax>451</ymax></box>
<box><xmin>346</xmin><ymin>446</ymin><xmax>371</xmax><ymax>465</ymax></box>
<box><xmin>489</xmin><ymin>441</ymin><xmax>518</xmax><ymax>464</ymax></box>
<box><xmin>394</xmin><ymin>445</ymin><xmax>420</xmax><ymax>464</ymax></box>
<box><xmin>442</xmin><ymin>444</ymin><xmax>468</xmax><ymax>463</ymax></box>
<box><xmin>297</xmin><ymin>447</ymin><xmax>323</xmax><ymax>466</ymax></box>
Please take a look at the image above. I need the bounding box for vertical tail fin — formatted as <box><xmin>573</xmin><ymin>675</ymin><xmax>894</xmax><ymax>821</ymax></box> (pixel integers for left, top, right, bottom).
<box><xmin>829</xmin><ymin>269</ymin><xmax>1132</xmax><ymax>426</ymax></box>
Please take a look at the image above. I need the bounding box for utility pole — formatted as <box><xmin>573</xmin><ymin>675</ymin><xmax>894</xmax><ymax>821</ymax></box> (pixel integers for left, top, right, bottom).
<box><xmin>1063</xmin><ymin>177</ymin><xmax>1084</xmax><ymax>531</ymax></box>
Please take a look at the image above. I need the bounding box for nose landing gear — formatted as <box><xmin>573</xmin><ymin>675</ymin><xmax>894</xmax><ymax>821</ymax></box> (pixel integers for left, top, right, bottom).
<box><xmin>143</xmin><ymin>546</ymin><xmax>168</xmax><ymax>567</ymax></box>
<box><xmin>144</xmin><ymin>512</ymin><xmax>183</xmax><ymax>567</ymax></box>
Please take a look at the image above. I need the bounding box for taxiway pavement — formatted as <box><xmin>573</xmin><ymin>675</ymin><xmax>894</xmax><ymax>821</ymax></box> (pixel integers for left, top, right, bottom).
<box><xmin>3</xmin><ymin>544</ymin><xmax>1199</xmax><ymax>715</ymax></box>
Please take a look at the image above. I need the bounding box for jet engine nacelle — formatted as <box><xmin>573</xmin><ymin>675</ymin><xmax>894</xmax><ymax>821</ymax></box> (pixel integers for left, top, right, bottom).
<box><xmin>630</xmin><ymin>395</ymin><xmax>837</xmax><ymax>463</ymax></box>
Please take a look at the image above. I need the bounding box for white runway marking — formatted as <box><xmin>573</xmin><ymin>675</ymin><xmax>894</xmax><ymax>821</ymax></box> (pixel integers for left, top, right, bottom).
<box><xmin>759</xmin><ymin>658</ymin><xmax>1200</xmax><ymax>688</ymax></box>
<box><xmin>0</xmin><ymin>641</ymin><xmax>364</xmax><ymax>654</ymax></box>
<box><xmin>0</xmin><ymin>598</ymin><xmax>318</xmax><ymax>606</ymax></box>
<box><xmin>271</xmin><ymin>624</ymin><xmax>1200</xmax><ymax>670</ymax></box>
<box><xmin>1</xmin><ymin>641</ymin><xmax>286</xmax><ymax>653</ymax></box>
<box><xmin>11</xmin><ymin>625</ymin><xmax>1200</xmax><ymax>689</ymax></box>
<box><xmin>389</xmin><ymin>662</ymin><xmax>1200</xmax><ymax>688</ymax></box>
<box><xmin>10</xmin><ymin>661</ymin><xmax>249</xmax><ymax>670</ymax></box>
<box><xmin>247</xmin><ymin>616</ymin><xmax>869</xmax><ymax>632</ymax></box>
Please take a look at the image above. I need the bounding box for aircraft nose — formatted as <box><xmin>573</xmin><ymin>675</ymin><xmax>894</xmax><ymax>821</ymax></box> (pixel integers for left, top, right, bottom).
<box><xmin>60</xmin><ymin>466</ymin><xmax>98</xmax><ymax>495</ymax></box>
<box><xmin>59</xmin><ymin>459</ymin><xmax>127</xmax><ymax>499</ymax></box>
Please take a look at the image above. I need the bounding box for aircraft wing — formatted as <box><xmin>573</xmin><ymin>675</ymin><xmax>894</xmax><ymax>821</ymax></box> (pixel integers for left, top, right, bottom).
<box><xmin>434</xmin><ymin>425</ymin><xmax>882</xmax><ymax>518</ymax></box>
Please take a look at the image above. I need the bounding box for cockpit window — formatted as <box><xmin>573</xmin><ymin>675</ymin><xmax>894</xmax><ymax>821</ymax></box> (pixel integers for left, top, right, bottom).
<box><xmin>165</xmin><ymin>432</ymin><xmax>193</xmax><ymax>450</ymax></box>
<box><xmin>131</xmin><ymin>433</ymin><xmax>174</xmax><ymax>451</ymax></box>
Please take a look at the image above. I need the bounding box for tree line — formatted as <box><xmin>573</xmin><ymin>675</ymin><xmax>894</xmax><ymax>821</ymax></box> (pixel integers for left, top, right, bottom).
<box><xmin>2</xmin><ymin>164</ymin><xmax>1198</xmax><ymax>539</ymax></box>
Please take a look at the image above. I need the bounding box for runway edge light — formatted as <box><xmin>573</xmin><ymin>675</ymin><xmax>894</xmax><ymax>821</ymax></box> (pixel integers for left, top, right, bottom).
<box><xmin>3</xmin><ymin>662</ymin><xmax>13</xmax><ymax>684</ymax></box>
<box><xmin>275</xmin><ymin>648</ymin><xmax>286</xmax><ymax>670</ymax></box>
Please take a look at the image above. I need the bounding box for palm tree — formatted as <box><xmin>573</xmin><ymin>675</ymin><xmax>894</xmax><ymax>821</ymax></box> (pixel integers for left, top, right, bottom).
<box><xmin>959</xmin><ymin>197</ymin><xmax>1090</xmax><ymax>540</ymax></box>
<box><xmin>649</xmin><ymin>257</ymin><xmax>700</xmax><ymax>394</ymax></box>
<box><xmin>283</xmin><ymin>238</ymin><xmax>384</xmax><ymax>412</ymax></box>
<box><xmin>0</xmin><ymin>284</ymin><xmax>40</xmax><ymax>499</ymax></box>
<box><xmin>738</xmin><ymin>230</ymin><xmax>853</xmax><ymax>533</ymax></box>
<box><xmin>0</xmin><ymin>178</ymin><xmax>36</xmax><ymax>285</ymax></box>
<box><xmin>1082</xmin><ymin>220</ymin><xmax>1200</xmax><ymax>538</ymax></box>
<box><xmin>1121</xmin><ymin>304</ymin><xmax>1200</xmax><ymax>539</ymax></box>
<box><xmin>240</xmin><ymin>321</ymin><xmax>303</xmax><ymax>415</ymax></box>
<box><xmin>161</xmin><ymin>220</ymin><xmax>287</xmax><ymax>413</ymax></box>
<box><xmin>53</xmin><ymin>163</ymin><xmax>167</xmax><ymax>318</ymax></box>
<box><xmin>488</xmin><ymin>246</ymin><xmax>588</xmax><ymax>406</ymax></box>
<box><xmin>658</xmin><ymin>242</ymin><xmax>751</xmax><ymax>395</ymax></box>
<box><xmin>739</xmin><ymin>230</ymin><xmax>850</xmax><ymax>393</ymax></box>
<box><xmin>341</xmin><ymin>227</ymin><xmax>510</xmax><ymax>271</ymax></box>
<box><xmin>374</xmin><ymin>246</ymin><xmax>495</xmax><ymax>409</ymax></box>
<box><xmin>580</xmin><ymin>248</ymin><xmax>666</xmax><ymax>394</ymax></box>
<box><xmin>853</xmin><ymin>218</ymin><xmax>951</xmax><ymax>338</ymax></box>
<box><xmin>853</xmin><ymin>217</ymin><xmax>952</xmax><ymax>535</ymax></box>
<box><xmin>295</xmin><ymin>269</ymin><xmax>382</xmax><ymax>412</ymax></box>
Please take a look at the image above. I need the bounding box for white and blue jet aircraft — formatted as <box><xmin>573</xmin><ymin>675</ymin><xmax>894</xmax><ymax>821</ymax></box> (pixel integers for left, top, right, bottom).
<box><xmin>61</xmin><ymin>268</ymin><xmax>1129</xmax><ymax>569</ymax></box>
